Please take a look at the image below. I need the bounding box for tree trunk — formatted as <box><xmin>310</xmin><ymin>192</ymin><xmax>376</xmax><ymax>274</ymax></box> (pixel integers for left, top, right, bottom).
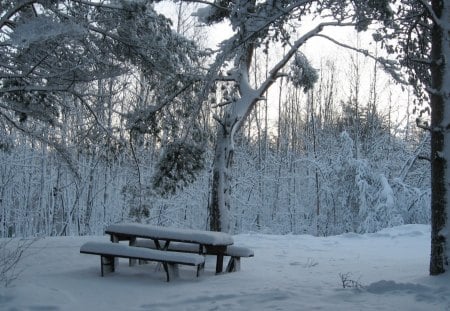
<box><xmin>429</xmin><ymin>0</ymin><xmax>449</xmax><ymax>275</ymax></box>
<box><xmin>209</xmin><ymin>123</ymin><xmax>234</xmax><ymax>232</ymax></box>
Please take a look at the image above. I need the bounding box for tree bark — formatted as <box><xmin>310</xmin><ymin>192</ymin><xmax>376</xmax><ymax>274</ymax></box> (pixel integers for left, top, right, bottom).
<box><xmin>429</xmin><ymin>0</ymin><xmax>449</xmax><ymax>275</ymax></box>
<box><xmin>209</xmin><ymin>122</ymin><xmax>234</xmax><ymax>232</ymax></box>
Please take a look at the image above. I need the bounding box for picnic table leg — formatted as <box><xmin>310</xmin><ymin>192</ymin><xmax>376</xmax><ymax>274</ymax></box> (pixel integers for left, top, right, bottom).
<box><xmin>216</xmin><ymin>254</ymin><xmax>224</xmax><ymax>274</ymax></box>
<box><xmin>110</xmin><ymin>235</ymin><xmax>119</xmax><ymax>268</ymax></box>
<box><xmin>129</xmin><ymin>237</ymin><xmax>137</xmax><ymax>266</ymax></box>
<box><xmin>128</xmin><ymin>237</ymin><xmax>137</xmax><ymax>267</ymax></box>
<box><xmin>101</xmin><ymin>256</ymin><xmax>115</xmax><ymax>276</ymax></box>
<box><xmin>168</xmin><ymin>264</ymin><xmax>180</xmax><ymax>280</ymax></box>
<box><xmin>162</xmin><ymin>263</ymin><xmax>170</xmax><ymax>282</ymax></box>
<box><xmin>225</xmin><ymin>257</ymin><xmax>241</xmax><ymax>272</ymax></box>
<box><xmin>153</xmin><ymin>239</ymin><xmax>171</xmax><ymax>251</ymax></box>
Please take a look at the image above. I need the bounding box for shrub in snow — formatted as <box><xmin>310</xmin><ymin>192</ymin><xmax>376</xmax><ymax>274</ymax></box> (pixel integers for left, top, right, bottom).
<box><xmin>0</xmin><ymin>238</ymin><xmax>35</xmax><ymax>287</ymax></box>
<box><xmin>333</xmin><ymin>132</ymin><xmax>406</xmax><ymax>233</ymax></box>
<box><xmin>338</xmin><ymin>272</ymin><xmax>364</xmax><ymax>289</ymax></box>
<box><xmin>358</xmin><ymin>176</ymin><xmax>404</xmax><ymax>233</ymax></box>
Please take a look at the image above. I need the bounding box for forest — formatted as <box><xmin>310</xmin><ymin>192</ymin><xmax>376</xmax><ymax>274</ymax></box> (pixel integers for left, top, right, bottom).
<box><xmin>0</xmin><ymin>48</ymin><xmax>431</xmax><ymax>238</ymax></box>
<box><xmin>1</xmin><ymin>0</ymin><xmax>448</xmax><ymax>276</ymax></box>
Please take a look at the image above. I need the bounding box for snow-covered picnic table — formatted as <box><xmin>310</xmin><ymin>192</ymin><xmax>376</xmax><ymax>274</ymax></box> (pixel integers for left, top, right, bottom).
<box><xmin>105</xmin><ymin>223</ymin><xmax>234</xmax><ymax>273</ymax></box>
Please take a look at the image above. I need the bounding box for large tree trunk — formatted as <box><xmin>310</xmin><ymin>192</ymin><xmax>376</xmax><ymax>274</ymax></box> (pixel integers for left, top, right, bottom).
<box><xmin>429</xmin><ymin>0</ymin><xmax>449</xmax><ymax>275</ymax></box>
<box><xmin>209</xmin><ymin>122</ymin><xmax>234</xmax><ymax>232</ymax></box>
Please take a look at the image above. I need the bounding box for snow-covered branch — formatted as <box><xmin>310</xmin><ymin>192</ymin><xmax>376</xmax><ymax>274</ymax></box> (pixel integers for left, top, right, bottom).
<box><xmin>0</xmin><ymin>85</ymin><xmax>71</xmax><ymax>94</ymax></box>
<box><xmin>0</xmin><ymin>110</ymin><xmax>81</xmax><ymax>179</ymax></box>
<box><xmin>315</xmin><ymin>33</ymin><xmax>408</xmax><ymax>85</ymax></box>
<box><xmin>256</xmin><ymin>22</ymin><xmax>356</xmax><ymax>97</ymax></box>
<box><xmin>413</xmin><ymin>0</ymin><xmax>443</xmax><ymax>26</ymax></box>
<box><xmin>0</xmin><ymin>0</ymin><xmax>36</xmax><ymax>30</ymax></box>
<box><xmin>68</xmin><ymin>0</ymin><xmax>124</xmax><ymax>10</ymax></box>
<box><xmin>186</xmin><ymin>0</ymin><xmax>230</xmax><ymax>12</ymax></box>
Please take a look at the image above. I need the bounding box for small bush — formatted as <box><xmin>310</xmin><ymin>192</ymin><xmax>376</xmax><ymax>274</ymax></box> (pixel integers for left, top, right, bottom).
<box><xmin>0</xmin><ymin>238</ymin><xmax>35</xmax><ymax>287</ymax></box>
<box><xmin>338</xmin><ymin>272</ymin><xmax>364</xmax><ymax>289</ymax></box>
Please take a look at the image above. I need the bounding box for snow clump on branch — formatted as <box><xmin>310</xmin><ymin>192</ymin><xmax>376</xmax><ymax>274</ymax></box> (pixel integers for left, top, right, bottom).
<box><xmin>193</xmin><ymin>1</ymin><xmax>231</xmax><ymax>25</ymax></box>
<box><xmin>8</xmin><ymin>16</ymin><xmax>86</xmax><ymax>48</ymax></box>
<box><xmin>289</xmin><ymin>52</ymin><xmax>319</xmax><ymax>92</ymax></box>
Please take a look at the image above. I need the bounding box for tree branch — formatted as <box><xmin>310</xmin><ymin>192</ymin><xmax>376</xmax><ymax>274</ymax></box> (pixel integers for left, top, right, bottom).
<box><xmin>0</xmin><ymin>110</ymin><xmax>81</xmax><ymax>180</ymax></box>
<box><xmin>0</xmin><ymin>85</ymin><xmax>71</xmax><ymax>94</ymax></box>
<box><xmin>414</xmin><ymin>0</ymin><xmax>442</xmax><ymax>26</ymax></box>
<box><xmin>416</xmin><ymin>118</ymin><xmax>431</xmax><ymax>131</ymax></box>
<box><xmin>183</xmin><ymin>0</ymin><xmax>230</xmax><ymax>12</ymax></box>
<box><xmin>233</xmin><ymin>21</ymin><xmax>357</xmax><ymax>130</ymax></box>
<box><xmin>0</xmin><ymin>0</ymin><xmax>36</xmax><ymax>31</ymax></box>
<box><xmin>256</xmin><ymin>22</ymin><xmax>357</xmax><ymax>98</ymax></box>
<box><xmin>315</xmin><ymin>33</ymin><xmax>408</xmax><ymax>84</ymax></box>
<box><xmin>68</xmin><ymin>0</ymin><xmax>125</xmax><ymax>10</ymax></box>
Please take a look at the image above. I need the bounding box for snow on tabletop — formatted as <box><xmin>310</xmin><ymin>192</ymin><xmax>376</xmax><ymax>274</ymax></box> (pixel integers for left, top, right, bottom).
<box><xmin>3</xmin><ymin>225</ymin><xmax>450</xmax><ymax>311</ymax></box>
<box><xmin>80</xmin><ymin>242</ymin><xmax>204</xmax><ymax>265</ymax></box>
<box><xmin>105</xmin><ymin>223</ymin><xmax>234</xmax><ymax>246</ymax></box>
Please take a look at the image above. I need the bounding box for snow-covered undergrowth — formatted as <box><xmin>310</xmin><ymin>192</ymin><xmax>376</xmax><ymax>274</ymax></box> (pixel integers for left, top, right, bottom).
<box><xmin>1</xmin><ymin>225</ymin><xmax>448</xmax><ymax>311</ymax></box>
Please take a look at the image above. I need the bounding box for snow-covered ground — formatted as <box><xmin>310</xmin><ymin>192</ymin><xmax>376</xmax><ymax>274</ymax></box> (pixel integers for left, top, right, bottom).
<box><xmin>1</xmin><ymin>224</ymin><xmax>449</xmax><ymax>311</ymax></box>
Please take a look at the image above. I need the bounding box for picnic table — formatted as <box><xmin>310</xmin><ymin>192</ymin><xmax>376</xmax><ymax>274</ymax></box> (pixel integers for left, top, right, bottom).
<box><xmin>105</xmin><ymin>223</ymin><xmax>234</xmax><ymax>273</ymax></box>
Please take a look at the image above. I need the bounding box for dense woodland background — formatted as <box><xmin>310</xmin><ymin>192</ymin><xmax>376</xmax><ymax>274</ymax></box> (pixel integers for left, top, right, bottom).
<box><xmin>0</xmin><ymin>1</ymin><xmax>432</xmax><ymax>239</ymax></box>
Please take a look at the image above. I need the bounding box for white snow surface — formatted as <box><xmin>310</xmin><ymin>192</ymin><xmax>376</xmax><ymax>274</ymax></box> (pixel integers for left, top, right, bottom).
<box><xmin>2</xmin><ymin>224</ymin><xmax>450</xmax><ymax>311</ymax></box>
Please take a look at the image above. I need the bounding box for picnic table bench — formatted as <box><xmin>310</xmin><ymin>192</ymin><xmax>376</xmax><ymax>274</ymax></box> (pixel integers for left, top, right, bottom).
<box><xmin>80</xmin><ymin>242</ymin><xmax>204</xmax><ymax>282</ymax></box>
<box><xmin>133</xmin><ymin>239</ymin><xmax>254</xmax><ymax>272</ymax></box>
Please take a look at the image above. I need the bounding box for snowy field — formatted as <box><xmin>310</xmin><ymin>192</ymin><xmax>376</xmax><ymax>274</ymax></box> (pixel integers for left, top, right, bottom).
<box><xmin>1</xmin><ymin>224</ymin><xmax>449</xmax><ymax>311</ymax></box>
